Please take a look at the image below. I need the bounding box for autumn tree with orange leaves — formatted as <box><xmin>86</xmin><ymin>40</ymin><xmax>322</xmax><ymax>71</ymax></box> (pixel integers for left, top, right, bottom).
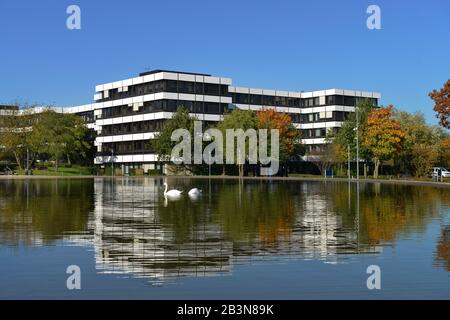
<box><xmin>429</xmin><ymin>79</ymin><xmax>450</xmax><ymax>129</ymax></box>
<box><xmin>256</xmin><ymin>109</ymin><xmax>302</xmax><ymax>162</ymax></box>
<box><xmin>439</xmin><ymin>137</ymin><xmax>450</xmax><ymax>168</ymax></box>
<box><xmin>362</xmin><ymin>106</ymin><xmax>405</xmax><ymax>178</ymax></box>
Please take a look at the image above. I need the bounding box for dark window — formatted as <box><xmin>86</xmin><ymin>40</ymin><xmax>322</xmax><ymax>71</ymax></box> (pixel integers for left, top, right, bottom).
<box><xmin>325</xmin><ymin>95</ymin><xmax>335</xmax><ymax>105</ymax></box>
<box><xmin>143</xmin><ymin>101</ymin><xmax>153</xmax><ymax>113</ymax></box>
<box><xmin>288</xmin><ymin>98</ymin><xmax>300</xmax><ymax>107</ymax></box>
<box><xmin>204</xmin><ymin>83</ymin><xmax>220</xmax><ymax>95</ymax></box>
<box><xmin>178</xmin><ymin>81</ymin><xmax>195</xmax><ymax>94</ymax></box>
<box><xmin>234</xmin><ymin>93</ymin><xmax>249</xmax><ymax>104</ymax></box>
<box><xmin>194</xmin><ymin>101</ymin><xmax>203</xmax><ymax>113</ymax></box>
<box><xmin>143</xmin><ymin>83</ymin><xmax>152</xmax><ymax>94</ymax></box>
<box><xmin>100</xmin><ymin>139</ymin><xmax>154</xmax><ymax>155</ymax></box>
<box><xmin>262</xmin><ymin>95</ymin><xmax>275</xmax><ymax>106</ymax></box>
<box><xmin>372</xmin><ymin>98</ymin><xmax>378</xmax><ymax>106</ymax></box>
<box><xmin>76</xmin><ymin>111</ymin><xmax>94</xmax><ymax>123</ymax></box>
<box><xmin>274</xmin><ymin>96</ymin><xmax>288</xmax><ymax>106</ymax></box>
<box><xmin>165</xmin><ymin>80</ymin><xmax>177</xmax><ymax>92</ymax></box>
<box><xmin>179</xmin><ymin>100</ymin><xmax>194</xmax><ymax>112</ymax></box>
<box><xmin>165</xmin><ymin>99</ymin><xmax>177</xmax><ymax>112</ymax></box>
<box><xmin>334</xmin><ymin>111</ymin><xmax>344</xmax><ymax>121</ymax></box>
<box><xmin>153</xmin><ymin>100</ymin><xmax>163</xmax><ymax>111</ymax></box>
<box><xmin>136</xmin><ymin>86</ymin><xmax>144</xmax><ymax>95</ymax></box>
<box><xmin>313</xmin><ymin>97</ymin><xmax>320</xmax><ymax>106</ymax></box>
<box><xmin>195</xmin><ymin>82</ymin><xmax>204</xmax><ymax>95</ymax></box>
<box><xmin>344</xmin><ymin>96</ymin><xmax>355</xmax><ymax>106</ymax></box>
<box><xmin>249</xmin><ymin>94</ymin><xmax>262</xmax><ymax>105</ymax></box>
<box><xmin>290</xmin><ymin>114</ymin><xmax>301</xmax><ymax>123</ymax></box>
<box><xmin>220</xmin><ymin>85</ymin><xmax>228</xmax><ymax>96</ymax></box>
<box><xmin>305</xmin><ymin>98</ymin><xmax>312</xmax><ymax>107</ymax></box>
<box><xmin>335</xmin><ymin>95</ymin><xmax>344</xmax><ymax>105</ymax></box>
<box><xmin>204</xmin><ymin>102</ymin><xmax>220</xmax><ymax>114</ymax></box>
<box><xmin>155</xmin><ymin>81</ymin><xmax>164</xmax><ymax>92</ymax></box>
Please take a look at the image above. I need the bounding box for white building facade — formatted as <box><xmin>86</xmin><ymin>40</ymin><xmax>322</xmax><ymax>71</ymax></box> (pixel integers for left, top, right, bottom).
<box><xmin>63</xmin><ymin>69</ymin><xmax>380</xmax><ymax>173</ymax></box>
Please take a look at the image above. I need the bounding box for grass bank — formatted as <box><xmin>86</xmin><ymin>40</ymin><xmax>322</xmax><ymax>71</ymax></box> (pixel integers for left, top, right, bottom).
<box><xmin>16</xmin><ymin>165</ymin><xmax>94</xmax><ymax>176</ymax></box>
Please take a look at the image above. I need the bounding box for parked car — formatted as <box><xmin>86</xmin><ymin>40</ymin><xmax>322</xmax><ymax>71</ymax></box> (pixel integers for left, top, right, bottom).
<box><xmin>432</xmin><ymin>167</ymin><xmax>450</xmax><ymax>178</ymax></box>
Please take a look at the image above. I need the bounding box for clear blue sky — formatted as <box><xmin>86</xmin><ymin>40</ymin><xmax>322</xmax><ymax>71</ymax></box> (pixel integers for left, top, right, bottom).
<box><xmin>1</xmin><ymin>0</ymin><xmax>449</xmax><ymax>125</ymax></box>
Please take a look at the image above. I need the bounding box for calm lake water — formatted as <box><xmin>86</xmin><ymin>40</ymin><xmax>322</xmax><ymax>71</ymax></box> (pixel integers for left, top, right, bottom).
<box><xmin>0</xmin><ymin>178</ymin><xmax>449</xmax><ymax>299</ymax></box>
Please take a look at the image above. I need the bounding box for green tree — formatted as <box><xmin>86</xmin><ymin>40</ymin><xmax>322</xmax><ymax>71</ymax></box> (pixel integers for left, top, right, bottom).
<box><xmin>0</xmin><ymin>107</ymin><xmax>34</xmax><ymax>169</ymax></box>
<box><xmin>150</xmin><ymin>107</ymin><xmax>198</xmax><ymax>173</ymax></box>
<box><xmin>395</xmin><ymin>111</ymin><xmax>442</xmax><ymax>177</ymax></box>
<box><xmin>30</xmin><ymin>110</ymin><xmax>91</xmax><ymax>171</ymax></box>
<box><xmin>218</xmin><ymin>109</ymin><xmax>258</xmax><ymax>177</ymax></box>
<box><xmin>308</xmin><ymin>143</ymin><xmax>337</xmax><ymax>175</ymax></box>
<box><xmin>64</xmin><ymin>114</ymin><xmax>93</xmax><ymax>164</ymax></box>
<box><xmin>327</xmin><ymin>99</ymin><xmax>374</xmax><ymax>177</ymax></box>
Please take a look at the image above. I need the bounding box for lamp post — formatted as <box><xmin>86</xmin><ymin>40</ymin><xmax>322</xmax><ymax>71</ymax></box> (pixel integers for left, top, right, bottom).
<box><xmin>111</xmin><ymin>148</ymin><xmax>114</xmax><ymax>177</ymax></box>
<box><xmin>26</xmin><ymin>147</ymin><xmax>29</xmax><ymax>176</ymax></box>
<box><xmin>355</xmin><ymin>103</ymin><xmax>360</xmax><ymax>251</ymax></box>
<box><xmin>204</xmin><ymin>132</ymin><xmax>212</xmax><ymax>178</ymax></box>
<box><xmin>356</xmin><ymin>104</ymin><xmax>359</xmax><ymax>180</ymax></box>
<box><xmin>347</xmin><ymin>144</ymin><xmax>350</xmax><ymax>180</ymax></box>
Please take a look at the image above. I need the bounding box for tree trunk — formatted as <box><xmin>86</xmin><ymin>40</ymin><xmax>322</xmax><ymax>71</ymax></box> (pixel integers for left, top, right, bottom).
<box><xmin>30</xmin><ymin>152</ymin><xmax>36</xmax><ymax>169</ymax></box>
<box><xmin>13</xmin><ymin>152</ymin><xmax>22</xmax><ymax>170</ymax></box>
<box><xmin>67</xmin><ymin>154</ymin><xmax>71</xmax><ymax>165</ymax></box>
<box><xmin>364</xmin><ymin>162</ymin><xmax>367</xmax><ymax>179</ymax></box>
<box><xmin>55</xmin><ymin>159</ymin><xmax>59</xmax><ymax>172</ymax></box>
<box><xmin>374</xmin><ymin>158</ymin><xmax>380</xmax><ymax>179</ymax></box>
<box><xmin>222</xmin><ymin>164</ymin><xmax>226</xmax><ymax>176</ymax></box>
<box><xmin>239</xmin><ymin>164</ymin><xmax>243</xmax><ymax>177</ymax></box>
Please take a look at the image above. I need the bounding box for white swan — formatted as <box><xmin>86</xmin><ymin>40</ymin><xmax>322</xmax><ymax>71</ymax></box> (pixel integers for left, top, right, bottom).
<box><xmin>163</xmin><ymin>182</ymin><xmax>183</xmax><ymax>197</ymax></box>
<box><xmin>188</xmin><ymin>188</ymin><xmax>202</xmax><ymax>196</ymax></box>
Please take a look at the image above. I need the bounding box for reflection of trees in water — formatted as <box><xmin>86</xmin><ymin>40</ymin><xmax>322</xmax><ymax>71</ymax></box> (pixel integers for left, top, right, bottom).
<box><xmin>359</xmin><ymin>184</ymin><xmax>442</xmax><ymax>245</ymax></box>
<box><xmin>329</xmin><ymin>183</ymin><xmax>442</xmax><ymax>246</ymax></box>
<box><xmin>435</xmin><ymin>226</ymin><xmax>450</xmax><ymax>271</ymax></box>
<box><xmin>0</xmin><ymin>179</ymin><xmax>93</xmax><ymax>245</ymax></box>
<box><xmin>158</xmin><ymin>196</ymin><xmax>211</xmax><ymax>244</ymax></box>
<box><xmin>212</xmin><ymin>182</ymin><xmax>296</xmax><ymax>244</ymax></box>
<box><xmin>1</xmin><ymin>178</ymin><xmax>449</xmax><ymax>280</ymax></box>
<box><xmin>209</xmin><ymin>181</ymin><xmax>444</xmax><ymax>254</ymax></box>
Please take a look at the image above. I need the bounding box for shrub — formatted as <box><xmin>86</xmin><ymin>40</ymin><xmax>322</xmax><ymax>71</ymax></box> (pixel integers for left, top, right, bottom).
<box><xmin>147</xmin><ymin>169</ymin><xmax>162</xmax><ymax>176</ymax></box>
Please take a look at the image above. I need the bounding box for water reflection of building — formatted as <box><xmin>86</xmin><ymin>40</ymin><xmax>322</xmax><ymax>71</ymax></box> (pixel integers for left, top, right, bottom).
<box><xmin>229</xmin><ymin>183</ymin><xmax>380</xmax><ymax>265</ymax></box>
<box><xmin>65</xmin><ymin>179</ymin><xmax>381</xmax><ymax>283</ymax></box>
<box><xmin>89</xmin><ymin>179</ymin><xmax>233</xmax><ymax>282</ymax></box>
<box><xmin>298</xmin><ymin>193</ymin><xmax>352</xmax><ymax>260</ymax></box>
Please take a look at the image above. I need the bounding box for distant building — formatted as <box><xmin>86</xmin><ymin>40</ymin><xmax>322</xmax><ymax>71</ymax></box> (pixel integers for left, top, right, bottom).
<box><xmin>0</xmin><ymin>105</ymin><xmax>19</xmax><ymax>116</ymax></box>
<box><xmin>4</xmin><ymin>70</ymin><xmax>381</xmax><ymax>173</ymax></box>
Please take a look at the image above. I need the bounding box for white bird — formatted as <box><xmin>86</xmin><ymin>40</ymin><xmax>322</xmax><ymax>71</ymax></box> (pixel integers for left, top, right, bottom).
<box><xmin>163</xmin><ymin>182</ymin><xmax>183</xmax><ymax>197</ymax></box>
<box><xmin>188</xmin><ymin>188</ymin><xmax>202</xmax><ymax>196</ymax></box>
